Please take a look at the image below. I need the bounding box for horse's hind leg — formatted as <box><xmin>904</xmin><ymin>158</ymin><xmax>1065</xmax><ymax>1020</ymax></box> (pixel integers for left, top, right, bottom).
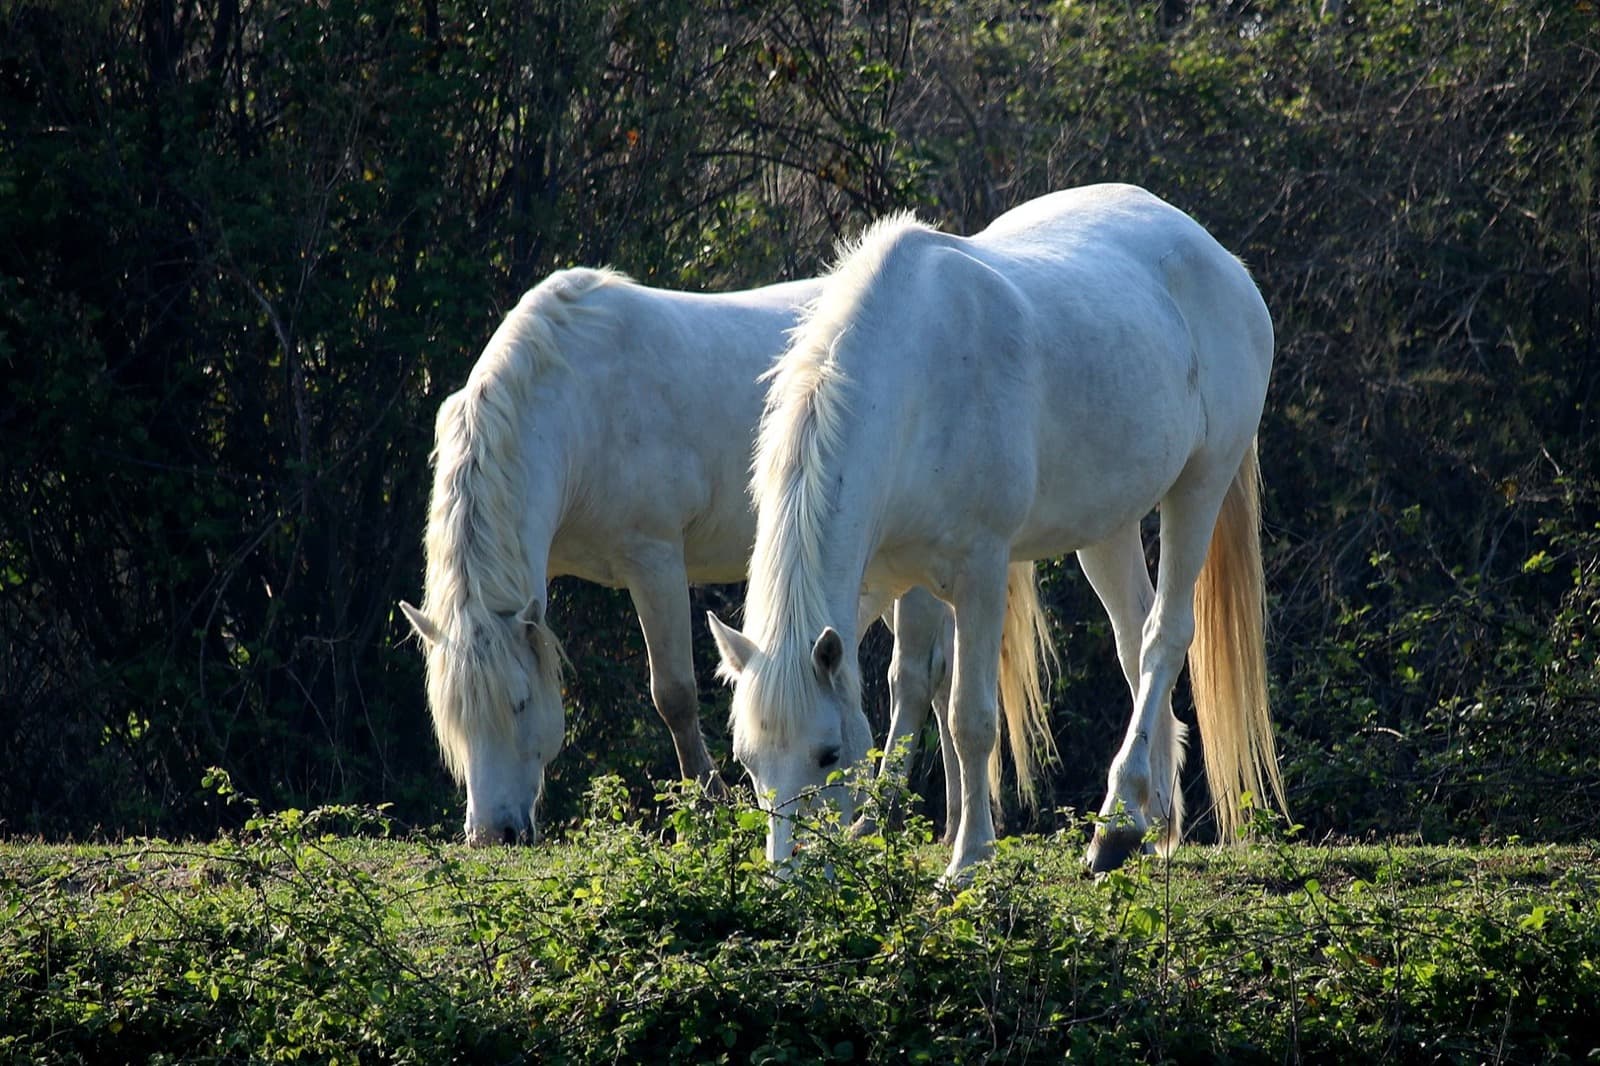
<box><xmin>624</xmin><ymin>546</ymin><xmax>725</xmax><ymax>796</ymax></box>
<box><xmin>1085</xmin><ymin>473</ymin><xmax>1230</xmax><ymax>874</ymax></box>
<box><xmin>1078</xmin><ymin>525</ymin><xmax>1187</xmax><ymax>869</ymax></box>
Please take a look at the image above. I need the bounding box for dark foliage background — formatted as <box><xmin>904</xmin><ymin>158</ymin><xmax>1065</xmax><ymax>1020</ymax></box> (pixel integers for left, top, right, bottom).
<box><xmin>2</xmin><ymin>0</ymin><xmax>1595</xmax><ymax>843</ymax></box>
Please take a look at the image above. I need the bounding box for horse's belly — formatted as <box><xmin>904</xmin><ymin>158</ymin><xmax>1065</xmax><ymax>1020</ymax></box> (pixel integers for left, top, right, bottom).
<box><xmin>1013</xmin><ymin>419</ymin><xmax>1195</xmax><ymax>559</ymax></box>
<box><xmin>549</xmin><ymin>506</ymin><xmax>754</xmax><ymax>588</ymax></box>
<box><xmin>681</xmin><ymin>523</ymin><xmax>758</xmax><ymax>584</ymax></box>
<box><xmin>1010</xmin><ymin>486</ymin><xmax>1161</xmax><ymax>560</ymax></box>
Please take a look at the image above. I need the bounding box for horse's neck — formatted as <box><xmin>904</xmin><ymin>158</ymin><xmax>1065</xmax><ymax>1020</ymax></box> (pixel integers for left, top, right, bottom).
<box><xmin>512</xmin><ymin>393</ymin><xmax>574</xmax><ymax>589</ymax></box>
<box><xmin>466</xmin><ymin>364</ymin><xmax>568</xmax><ymax>606</ymax></box>
<box><xmin>816</xmin><ymin>323</ymin><xmax>914</xmax><ymax>548</ymax></box>
<box><xmin>750</xmin><ymin>346</ymin><xmax>909</xmax><ymax>653</ymax></box>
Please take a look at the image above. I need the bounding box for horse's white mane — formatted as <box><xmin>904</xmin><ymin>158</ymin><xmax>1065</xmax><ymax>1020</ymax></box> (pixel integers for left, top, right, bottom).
<box><xmin>734</xmin><ymin>212</ymin><xmax>929</xmax><ymax>746</ymax></box>
<box><xmin>418</xmin><ymin>267</ymin><xmax>624</xmax><ymax>776</ymax></box>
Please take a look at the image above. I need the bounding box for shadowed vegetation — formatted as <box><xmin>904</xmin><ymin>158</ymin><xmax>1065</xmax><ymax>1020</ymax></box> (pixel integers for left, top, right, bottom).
<box><xmin>1</xmin><ymin>1</ymin><xmax>1595</xmax><ymax>850</ymax></box>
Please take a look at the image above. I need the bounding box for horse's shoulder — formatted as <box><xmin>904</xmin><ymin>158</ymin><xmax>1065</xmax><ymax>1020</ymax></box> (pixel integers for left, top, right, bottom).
<box><xmin>503</xmin><ymin>268</ymin><xmax>633</xmax><ymax>339</ymax></box>
<box><xmin>850</xmin><ymin>225</ymin><xmax>993</xmax><ymax>305</ymax></box>
<box><xmin>916</xmin><ymin>239</ymin><xmax>1034</xmax><ymax>322</ymax></box>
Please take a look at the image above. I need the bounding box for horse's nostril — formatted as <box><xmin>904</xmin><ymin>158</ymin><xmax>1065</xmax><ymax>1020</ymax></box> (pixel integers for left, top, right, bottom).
<box><xmin>501</xmin><ymin>826</ymin><xmax>518</xmax><ymax>846</ymax></box>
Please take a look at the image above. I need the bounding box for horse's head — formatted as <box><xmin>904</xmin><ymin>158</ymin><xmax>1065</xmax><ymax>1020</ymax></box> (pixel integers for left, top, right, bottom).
<box><xmin>707</xmin><ymin>612</ymin><xmax>872</xmax><ymax>866</ymax></box>
<box><xmin>401</xmin><ymin>597</ymin><xmax>566</xmax><ymax>846</ymax></box>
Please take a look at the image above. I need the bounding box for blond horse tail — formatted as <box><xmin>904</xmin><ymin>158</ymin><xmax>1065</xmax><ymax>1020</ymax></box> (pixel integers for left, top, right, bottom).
<box><xmin>990</xmin><ymin>561</ymin><xmax>1061</xmax><ymax>810</ymax></box>
<box><xmin>1188</xmin><ymin>438</ymin><xmax>1287</xmax><ymax>842</ymax></box>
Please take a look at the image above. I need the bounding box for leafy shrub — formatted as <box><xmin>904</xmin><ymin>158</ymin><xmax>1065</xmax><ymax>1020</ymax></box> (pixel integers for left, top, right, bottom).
<box><xmin>2</xmin><ymin>777</ymin><xmax>1597</xmax><ymax>1063</ymax></box>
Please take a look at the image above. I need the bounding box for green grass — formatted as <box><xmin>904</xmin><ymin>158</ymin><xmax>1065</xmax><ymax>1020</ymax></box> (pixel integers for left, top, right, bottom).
<box><xmin>2</xmin><ymin>778</ymin><xmax>1597</xmax><ymax>1064</ymax></box>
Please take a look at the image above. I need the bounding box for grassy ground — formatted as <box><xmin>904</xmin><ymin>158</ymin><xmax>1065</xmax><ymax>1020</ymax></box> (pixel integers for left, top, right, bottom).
<box><xmin>3</xmin><ymin>780</ymin><xmax>1597</xmax><ymax>1064</ymax></box>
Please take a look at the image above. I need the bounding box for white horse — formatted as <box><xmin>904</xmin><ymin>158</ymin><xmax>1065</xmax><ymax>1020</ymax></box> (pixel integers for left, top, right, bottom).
<box><xmin>398</xmin><ymin>268</ymin><xmax>973</xmax><ymax>846</ymax></box>
<box><xmin>856</xmin><ymin>555</ymin><xmax>1057</xmax><ymax>845</ymax></box>
<box><xmin>709</xmin><ymin>184</ymin><xmax>1288</xmax><ymax>881</ymax></box>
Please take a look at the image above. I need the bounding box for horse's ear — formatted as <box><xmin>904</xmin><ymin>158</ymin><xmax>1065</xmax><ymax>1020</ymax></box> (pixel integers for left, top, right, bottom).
<box><xmin>515</xmin><ymin>597</ymin><xmax>545</xmax><ymax>631</ymax></box>
<box><xmin>707</xmin><ymin>611</ymin><xmax>758</xmax><ymax>681</ymax></box>
<box><xmin>811</xmin><ymin>626</ymin><xmax>844</xmax><ymax>682</ymax></box>
<box><xmin>399</xmin><ymin>601</ymin><xmax>442</xmax><ymax>647</ymax></box>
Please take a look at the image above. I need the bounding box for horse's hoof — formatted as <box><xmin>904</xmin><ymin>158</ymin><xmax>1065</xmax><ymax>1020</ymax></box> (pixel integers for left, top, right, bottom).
<box><xmin>935</xmin><ymin>864</ymin><xmax>976</xmax><ymax>893</ymax></box>
<box><xmin>1085</xmin><ymin>827</ymin><xmax>1145</xmax><ymax>874</ymax></box>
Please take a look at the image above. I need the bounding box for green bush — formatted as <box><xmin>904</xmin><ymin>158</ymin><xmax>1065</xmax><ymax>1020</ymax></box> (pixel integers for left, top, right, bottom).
<box><xmin>2</xmin><ymin>780</ymin><xmax>1597</xmax><ymax>1063</ymax></box>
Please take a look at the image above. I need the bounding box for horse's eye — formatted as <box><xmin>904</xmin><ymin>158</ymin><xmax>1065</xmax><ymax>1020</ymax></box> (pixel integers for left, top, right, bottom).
<box><xmin>818</xmin><ymin>746</ymin><xmax>840</xmax><ymax>770</ymax></box>
<box><xmin>513</xmin><ymin>699</ymin><xmax>529</xmax><ymax>716</ymax></box>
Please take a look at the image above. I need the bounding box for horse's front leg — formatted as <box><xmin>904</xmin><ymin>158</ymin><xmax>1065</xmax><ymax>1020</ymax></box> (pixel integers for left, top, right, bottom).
<box><xmin>852</xmin><ymin>588</ymin><xmax>948</xmax><ymax>837</ymax></box>
<box><xmin>929</xmin><ymin>665</ymin><xmax>959</xmax><ymax>845</ymax></box>
<box><xmin>623</xmin><ymin>545</ymin><xmax>725</xmax><ymax>796</ymax></box>
<box><xmin>942</xmin><ymin>550</ymin><xmax>1010</xmax><ymax>884</ymax></box>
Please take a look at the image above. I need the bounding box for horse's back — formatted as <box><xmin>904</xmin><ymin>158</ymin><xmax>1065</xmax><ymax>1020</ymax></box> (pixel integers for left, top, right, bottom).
<box><xmin>977</xmin><ymin>184</ymin><xmax>1221</xmax><ymax>263</ymax></box>
<box><xmin>974</xmin><ymin>180</ymin><xmax>1267</xmax><ymax>337</ymax></box>
<box><xmin>873</xmin><ymin>185</ymin><xmax>1272</xmax><ymax>561</ymax></box>
<box><xmin>966</xmin><ymin>183</ymin><xmax>1271</xmax><ymax>420</ymax></box>
<box><xmin>987</xmin><ymin>186</ymin><xmax>1270</xmax><ymax>551</ymax></box>
<box><xmin>542</xmin><ymin>275</ymin><xmax>820</xmax><ymax>584</ymax></box>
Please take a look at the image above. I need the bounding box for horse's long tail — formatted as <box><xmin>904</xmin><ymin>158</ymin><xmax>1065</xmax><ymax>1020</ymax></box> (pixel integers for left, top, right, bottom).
<box><xmin>1188</xmin><ymin>437</ymin><xmax>1287</xmax><ymax>841</ymax></box>
<box><xmin>991</xmin><ymin>561</ymin><xmax>1060</xmax><ymax>809</ymax></box>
